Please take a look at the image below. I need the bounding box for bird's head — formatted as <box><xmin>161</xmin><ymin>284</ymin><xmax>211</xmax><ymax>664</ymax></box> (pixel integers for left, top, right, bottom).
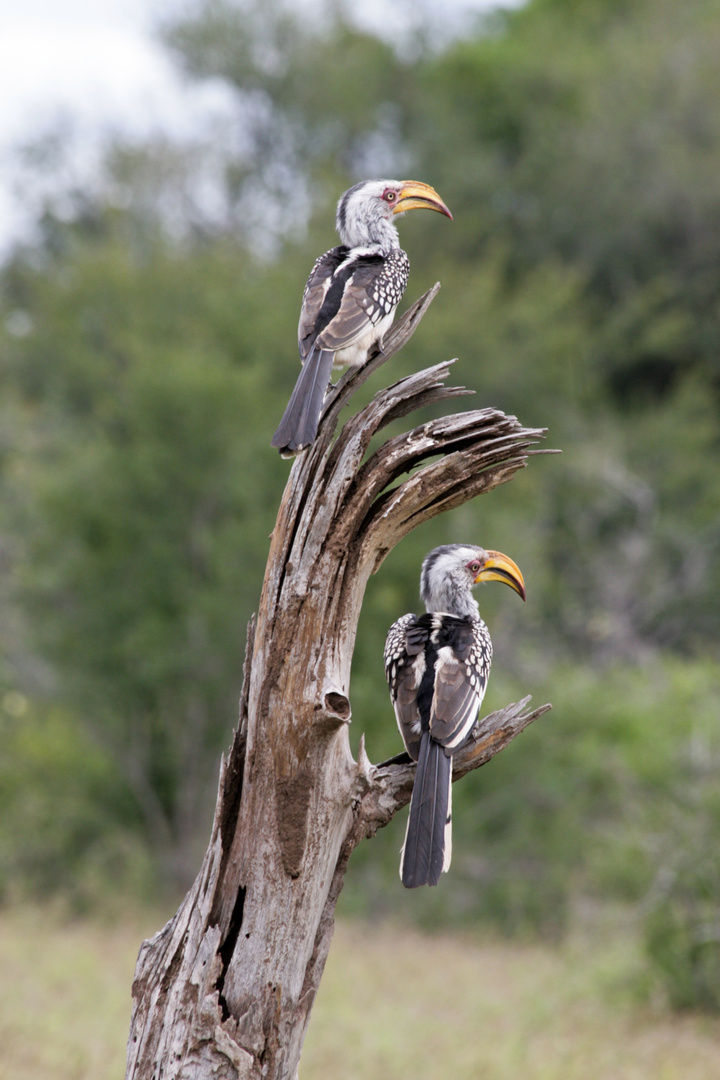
<box><xmin>420</xmin><ymin>544</ymin><xmax>525</xmax><ymax>618</ymax></box>
<box><xmin>336</xmin><ymin>179</ymin><xmax>452</xmax><ymax>252</ymax></box>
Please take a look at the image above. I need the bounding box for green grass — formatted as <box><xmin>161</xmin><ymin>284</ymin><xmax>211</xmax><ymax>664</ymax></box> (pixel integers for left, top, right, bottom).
<box><xmin>0</xmin><ymin>908</ymin><xmax>719</xmax><ymax>1080</ymax></box>
<box><xmin>0</xmin><ymin>906</ymin><xmax>148</xmax><ymax>1080</ymax></box>
<box><xmin>305</xmin><ymin>921</ymin><xmax>720</xmax><ymax>1079</ymax></box>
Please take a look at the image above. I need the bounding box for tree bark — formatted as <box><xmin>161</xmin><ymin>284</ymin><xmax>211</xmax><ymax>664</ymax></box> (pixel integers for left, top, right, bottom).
<box><xmin>126</xmin><ymin>286</ymin><xmax>553</xmax><ymax>1080</ymax></box>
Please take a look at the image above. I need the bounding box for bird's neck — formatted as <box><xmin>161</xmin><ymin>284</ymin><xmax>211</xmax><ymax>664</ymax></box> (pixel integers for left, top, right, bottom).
<box><xmin>340</xmin><ymin>216</ymin><xmax>400</xmax><ymax>255</ymax></box>
<box><xmin>424</xmin><ymin>586</ymin><xmax>480</xmax><ymax>620</ymax></box>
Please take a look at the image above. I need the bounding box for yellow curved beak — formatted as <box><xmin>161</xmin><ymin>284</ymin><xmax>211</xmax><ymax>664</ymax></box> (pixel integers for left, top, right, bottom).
<box><xmin>474</xmin><ymin>550</ymin><xmax>526</xmax><ymax>601</ymax></box>
<box><xmin>393</xmin><ymin>181</ymin><xmax>453</xmax><ymax>220</ymax></box>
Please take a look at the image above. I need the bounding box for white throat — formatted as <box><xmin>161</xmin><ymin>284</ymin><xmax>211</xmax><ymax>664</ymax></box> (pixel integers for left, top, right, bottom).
<box><xmin>339</xmin><ymin>214</ymin><xmax>399</xmax><ymax>253</ymax></box>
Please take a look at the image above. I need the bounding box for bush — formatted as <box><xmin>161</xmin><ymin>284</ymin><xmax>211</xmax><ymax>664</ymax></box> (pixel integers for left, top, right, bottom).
<box><xmin>0</xmin><ymin>695</ymin><xmax>156</xmax><ymax>911</ymax></box>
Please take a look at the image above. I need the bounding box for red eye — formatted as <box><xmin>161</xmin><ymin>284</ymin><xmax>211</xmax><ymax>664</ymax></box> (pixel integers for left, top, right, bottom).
<box><xmin>468</xmin><ymin>560</ymin><xmax>481</xmax><ymax>574</ymax></box>
<box><xmin>383</xmin><ymin>189</ymin><xmax>396</xmax><ymax>202</ymax></box>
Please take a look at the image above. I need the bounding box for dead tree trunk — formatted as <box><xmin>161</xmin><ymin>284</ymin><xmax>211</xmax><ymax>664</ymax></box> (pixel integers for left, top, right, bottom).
<box><xmin>126</xmin><ymin>286</ymin><xmax>553</xmax><ymax>1080</ymax></box>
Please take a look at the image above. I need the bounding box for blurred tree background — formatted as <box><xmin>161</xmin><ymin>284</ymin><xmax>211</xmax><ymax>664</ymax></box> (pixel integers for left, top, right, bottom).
<box><xmin>1</xmin><ymin>0</ymin><xmax>719</xmax><ymax>1011</ymax></box>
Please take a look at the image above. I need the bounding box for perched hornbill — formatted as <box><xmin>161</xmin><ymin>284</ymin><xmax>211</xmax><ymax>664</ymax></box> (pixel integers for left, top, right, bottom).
<box><xmin>271</xmin><ymin>179</ymin><xmax>452</xmax><ymax>456</ymax></box>
<box><xmin>384</xmin><ymin>544</ymin><xmax>526</xmax><ymax>888</ymax></box>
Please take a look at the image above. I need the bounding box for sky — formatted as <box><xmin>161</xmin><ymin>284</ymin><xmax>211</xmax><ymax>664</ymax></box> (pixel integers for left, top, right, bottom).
<box><xmin>0</xmin><ymin>0</ymin><xmax>232</xmax><ymax>248</ymax></box>
<box><xmin>0</xmin><ymin>0</ymin><xmax>511</xmax><ymax>253</ymax></box>
<box><xmin>0</xmin><ymin>0</ymin><xmax>234</xmax><ymax>149</ymax></box>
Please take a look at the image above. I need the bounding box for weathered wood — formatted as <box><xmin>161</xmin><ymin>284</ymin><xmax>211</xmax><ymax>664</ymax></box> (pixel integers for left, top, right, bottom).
<box><xmin>126</xmin><ymin>287</ymin><xmax>554</xmax><ymax>1080</ymax></box>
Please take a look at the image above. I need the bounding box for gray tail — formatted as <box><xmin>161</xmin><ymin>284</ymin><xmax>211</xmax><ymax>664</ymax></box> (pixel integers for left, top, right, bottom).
<box><xmin>400</xmin><ymin>734</ymin><xmax>453</xmax><ymax>888</ymax></box>
<box><xmin>271</xmin><ymin>348</ymin><xmax>334</xmax><ymax>455</ymax></box>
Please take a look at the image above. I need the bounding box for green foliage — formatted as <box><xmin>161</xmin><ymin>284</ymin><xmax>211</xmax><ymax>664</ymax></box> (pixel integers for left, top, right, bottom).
<box><xmin>637</xmin><ymin>663</ymin><xmax>720</xmax><ymax>1010</ymax></box>
<box><xmin>0</xmin><ymin>697</ymin><xmax>154</xmax><ymax>910</ymax></box>
<box><xmin>1</xmin><ymin>230</ymin><xmax>299</xmax><ymax>884</ymax></box>
<box><xmin>645</xmin><ymin>899</ymin><xmax>720</xmax><ymax>1013</ymax></box>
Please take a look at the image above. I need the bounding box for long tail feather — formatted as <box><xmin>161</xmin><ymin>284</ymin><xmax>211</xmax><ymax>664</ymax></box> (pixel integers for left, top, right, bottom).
<box><xmin>400</xmin><ymin>734</ymin><xmax>453</xmax><ymax>888</ymax></box>
<box><xmin>271</xmin><ymin>347</ymin><xmax>335</xmax><ymax>455</ymax></box>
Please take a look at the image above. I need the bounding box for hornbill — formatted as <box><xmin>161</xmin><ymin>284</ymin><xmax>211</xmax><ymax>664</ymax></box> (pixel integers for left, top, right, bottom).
<box><xmin>384</xmin><ymin>544</ymin><xmax>526</xmax><ymax>888</ymax></box>
<box><xmin>271</xmin><ymin>178</ymin><xmax>452</xmax><ymax>456</ymax></box>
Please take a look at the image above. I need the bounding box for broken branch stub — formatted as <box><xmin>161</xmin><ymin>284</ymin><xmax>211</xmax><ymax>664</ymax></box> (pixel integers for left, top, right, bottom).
<box><xmin>126</xmin><ymin>286</ymin><xmax>554</xmax><ymax>1080</ymax></box>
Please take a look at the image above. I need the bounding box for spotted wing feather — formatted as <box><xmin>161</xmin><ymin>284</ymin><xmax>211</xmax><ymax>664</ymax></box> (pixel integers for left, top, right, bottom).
<box><xmin>430</xmin><ymin>619</ymin><xmax>492</xmax><ymax>752</ymax></box>
<box><xmin>384</xmin><ymin>613</ymin><xmax>426</xmax><ymax>762</ymax></box>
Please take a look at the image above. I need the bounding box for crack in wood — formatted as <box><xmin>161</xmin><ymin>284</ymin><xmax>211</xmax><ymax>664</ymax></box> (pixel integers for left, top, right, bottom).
<box><xmin>216</xmin><ymin>887</ymin><xmax>247</xmax><ymax>1021</ymax></box>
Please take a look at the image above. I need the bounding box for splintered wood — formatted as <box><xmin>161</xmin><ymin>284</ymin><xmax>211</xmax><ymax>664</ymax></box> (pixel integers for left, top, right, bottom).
<box><xmin>126</xmin><ymin>286</ymin><xmax>553</xmax><ymax>1080</ymax></box>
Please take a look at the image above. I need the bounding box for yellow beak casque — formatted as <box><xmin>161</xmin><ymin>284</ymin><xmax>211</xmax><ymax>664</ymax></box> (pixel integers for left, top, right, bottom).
<box><xmin>393</xmin><ymin>181</ymin><xmax>453</xmax><ymax>220</ymax></box>
<box><xmin>474</xmin><ymin>550</ymin><xmax>526</xmax><ymax>601</ymax></box>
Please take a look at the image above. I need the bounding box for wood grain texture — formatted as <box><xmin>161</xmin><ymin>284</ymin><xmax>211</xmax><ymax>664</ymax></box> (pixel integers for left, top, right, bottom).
<box><xmin>126</xmin><ymin>287</ymin><xmax>554</xmax><ymax>1080</ymax></box>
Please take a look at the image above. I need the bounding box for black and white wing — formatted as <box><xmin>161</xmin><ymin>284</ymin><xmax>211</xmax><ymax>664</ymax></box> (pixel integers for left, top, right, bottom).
<box><xmin>271</xmin><ymin>245</ymin><xmax>351</xmax><ymax>455</ymax></box>
<box><xmin>384</xmin><ymin>612</ymin><xmax>426</xmax><ymax>762</ymax></box>
<box><xmin>428</xmin><ymin>617</ymin><xmax>492</xmax><ymax>753</ymax></box>
<box><xmin>297</xmin><ymin>246</ymin><xmax>349</xmax><ymax>360</ymax></box>
<box><xmin>301</xmin><ymin>249</ymin><xmax>409</xmax><ymax>360</ymax></box>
